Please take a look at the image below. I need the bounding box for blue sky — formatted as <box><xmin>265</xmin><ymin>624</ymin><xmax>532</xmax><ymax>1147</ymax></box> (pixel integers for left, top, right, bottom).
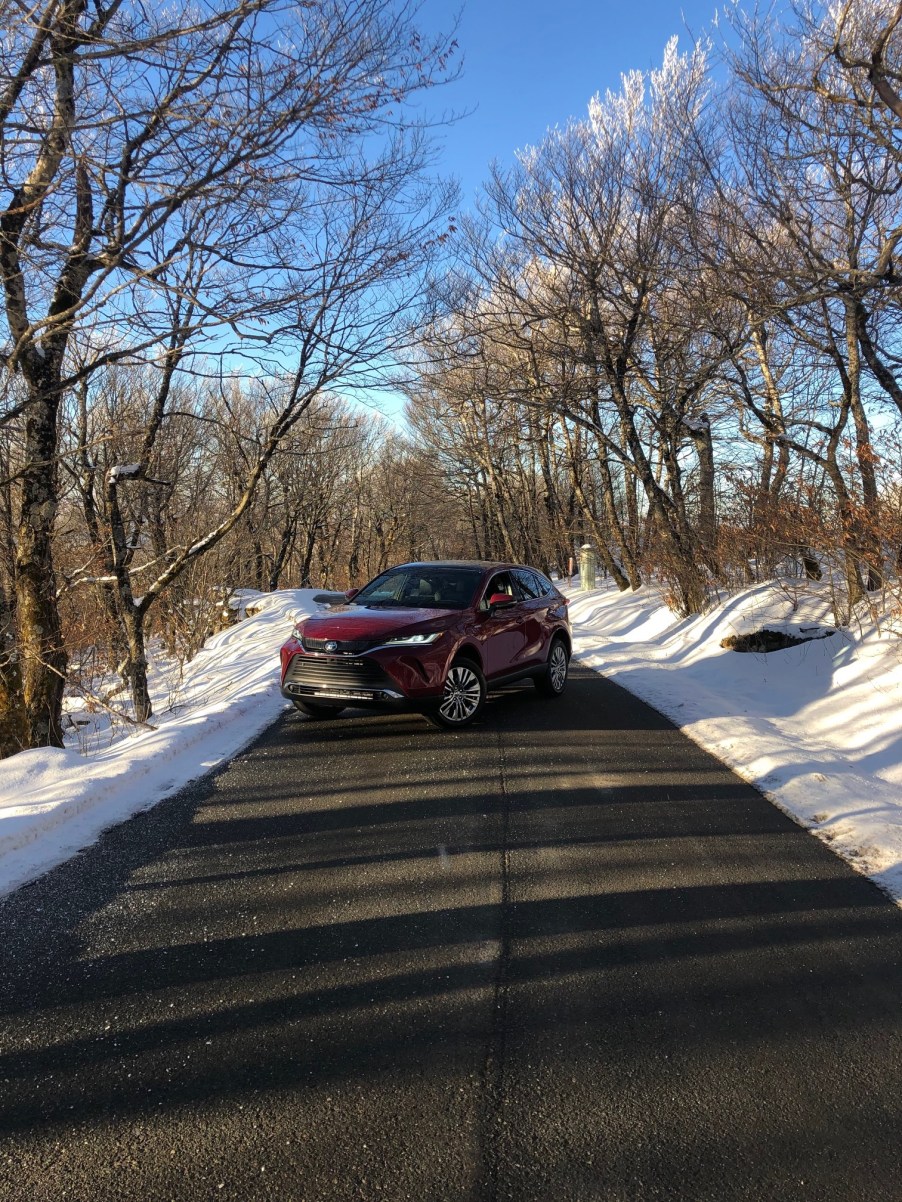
<box><xmin>417</xmin><ymin>0</ymin><xmax>724</xmax><ymax>209</ymax></box>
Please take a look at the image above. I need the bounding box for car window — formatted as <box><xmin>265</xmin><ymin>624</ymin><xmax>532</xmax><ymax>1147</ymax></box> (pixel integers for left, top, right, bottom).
<box><xmin>532</xmin><ymin>571</ymin><xmax>555</xmax><ymax>597</ymax></box>
<box><xmin>480</xmin><ymin>571</ymin><xmax>516</xmax><ymax>611</ymax></box>
<box><xmin>353</xmin><ymin>567</ymin><xmax>481</xmax><ymax>609</ymax></box>
<box><xmin>512</xmin><ymin>569</ymin><xmax>541</xmax><ymax>600</ymax></box>
<box><xmin>353</xmin><ymin>571</ymin><xmax>403</xmax><ymax>604</ymax></box>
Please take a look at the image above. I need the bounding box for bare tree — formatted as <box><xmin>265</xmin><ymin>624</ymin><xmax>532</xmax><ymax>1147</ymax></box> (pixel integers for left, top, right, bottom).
<box><xmin>716</xmin><ymin>0</ymin><xmax>902</xmax><ymax>604</ymax></box>
<box><xmin>414</xmin><ymin>41</ymin><xmax>733</xmax><ymax>613</ymax></box>
<box><xmin>0</xmin><ymin>0</ymin><xmax>457</xmax><ymax>743</ymax></box>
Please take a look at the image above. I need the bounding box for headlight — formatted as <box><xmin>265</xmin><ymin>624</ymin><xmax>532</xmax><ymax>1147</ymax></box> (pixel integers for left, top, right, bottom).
<box><xmin>382</xmin><ymin>632</ymin><xmax>442</xmax><ymax>646</ymax></box>
<box><xmin>292</xmin><ymin>623</ymin><xmax>305</xmax><ymax>640</ymax></box>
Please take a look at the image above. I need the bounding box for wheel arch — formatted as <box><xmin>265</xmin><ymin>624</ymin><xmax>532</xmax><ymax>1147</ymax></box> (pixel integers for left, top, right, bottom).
<box><xmin>551</xmin><ymin>627</ymin><xmax>571</xmax><ymax>657</ymax></box>
<box><xmin>453</xmin><ymin>641</ymin><xmax>484</xmax><ymax>672</ymax></box>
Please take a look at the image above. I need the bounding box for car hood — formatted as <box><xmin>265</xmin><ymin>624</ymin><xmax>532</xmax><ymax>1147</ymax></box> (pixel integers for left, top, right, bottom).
<box><xmin>300</xmin><ymin>605</ymin><xmax>457</xmax><ymax>641</ymax></box>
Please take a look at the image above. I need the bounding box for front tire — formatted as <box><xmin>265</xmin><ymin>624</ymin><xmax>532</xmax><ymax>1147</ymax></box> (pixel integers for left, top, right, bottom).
<box><xmin>425</xmin><ymin>659</ymin><xmax>487</xmax><ymax>729</ymax></box>
<box><xmin>292</xmin><ymin>698</ymin><xmax>346</xmax><ymax>719</ymax></box>
<box><xmin>535</xmin><ymin>637</ymin><xmax>569</xmax><ymax>697</ymax></box>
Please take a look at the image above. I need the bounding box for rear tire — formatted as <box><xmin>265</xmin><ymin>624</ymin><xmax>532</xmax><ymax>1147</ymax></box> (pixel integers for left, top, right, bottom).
<box><xmin>292</xmin><ymin>699</ymin><xmax>346</xmax><ymax>719</ymax></box>
<box><xmin>535</xmin><ymin>637</ymin><xmax>569</xmax><ymax>697</ymax></box>
<box><xmin>425</xmin><ymin>659</ymin><xmax>487</xmax><ymax>729</ymax></box>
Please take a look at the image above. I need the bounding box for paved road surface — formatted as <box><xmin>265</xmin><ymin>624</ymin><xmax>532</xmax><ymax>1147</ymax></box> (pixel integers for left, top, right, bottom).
<box><xmin>1</xmin><ymin>664</ymin><xmax>901</xmax><ymax>1201</ymax></box>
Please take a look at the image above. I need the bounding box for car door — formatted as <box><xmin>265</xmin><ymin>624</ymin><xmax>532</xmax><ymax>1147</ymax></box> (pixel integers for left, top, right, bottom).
<box><xmin>511</xmin><ymin>568</ymin><xmax>549</xmax><ymax>666</ymax></box>
<box><xmin>474</xmin><ymin>570</ymin><xmax>529</xmax><ymax>678</ymax></box>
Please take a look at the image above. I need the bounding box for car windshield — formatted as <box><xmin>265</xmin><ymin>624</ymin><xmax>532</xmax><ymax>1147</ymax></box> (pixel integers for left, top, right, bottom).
<box><xmin>351</xmin><ymin>567</ymin><xmax>483</xmax><ymax>610</ymax></box>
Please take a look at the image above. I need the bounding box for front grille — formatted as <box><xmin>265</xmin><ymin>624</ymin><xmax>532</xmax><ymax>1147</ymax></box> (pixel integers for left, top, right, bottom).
<box><xmin>284</xmin><ymin>653</ymin><xmax>394</xmax><ymax>696</ymax></box>
<box><xmin>302</xmin><ymin>636</ymin><xmax>372</xmax><ymax>653</ymax></box>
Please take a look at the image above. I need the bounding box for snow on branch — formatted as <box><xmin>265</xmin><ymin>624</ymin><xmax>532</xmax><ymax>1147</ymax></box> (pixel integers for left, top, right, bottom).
<box><xmin>106</xmin><ymin>464</ymin><xmax>142</xmax><ymax>484</ymax></box>
<box><xmin>681</xmin><ymin>413</ymin><xmax>711</xmax><ymax>434</ymax></box>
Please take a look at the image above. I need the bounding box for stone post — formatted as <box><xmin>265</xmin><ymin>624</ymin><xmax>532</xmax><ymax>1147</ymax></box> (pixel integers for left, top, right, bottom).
<box><xmin>578</xmin><ymin>543</ymin><xmax>597</xmax><ymax>591</ymax></box>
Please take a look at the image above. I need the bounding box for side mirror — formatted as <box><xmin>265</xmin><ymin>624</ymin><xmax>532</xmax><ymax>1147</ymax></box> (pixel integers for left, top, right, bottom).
<box><xmin>345</xmin><ymin>588</ymin><xmax>359</xmax><ymax>601</ymax></box>
<box><xmin>489</xmin><ymin>592</ymin><xmax>516</xmax><ymax>609</ymax></box>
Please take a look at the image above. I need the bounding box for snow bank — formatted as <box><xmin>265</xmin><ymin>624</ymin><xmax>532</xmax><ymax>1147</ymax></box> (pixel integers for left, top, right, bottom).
<box><xmin>0</xmin><ymin>589</ymin><xmax>322</xmax><ymax>897</ymax></box>
<box><xmin>569</xmin><ymin>580</ymin><xmax>902</xmax><ymax>904</ymax></box>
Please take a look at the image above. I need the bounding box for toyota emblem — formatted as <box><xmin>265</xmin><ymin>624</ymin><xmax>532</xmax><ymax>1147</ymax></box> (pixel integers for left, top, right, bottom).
<box><xmin>325</xmin><ymin>640</ymin><xmax>338</xmax><ymax>652</ymax></box>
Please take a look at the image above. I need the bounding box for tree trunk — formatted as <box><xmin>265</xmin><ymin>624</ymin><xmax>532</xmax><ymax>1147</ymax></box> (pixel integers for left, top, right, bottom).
<box><xmin>824</xmin><ymin>453</ymin><xmax>866</xmax><ymax>619</ymax></box>
<box><xmin>845</xmin><ymin>301</ymin><xmax>882</xmax><ymax>591</ymax></box>
<box><xmin>687</xmin><ymin>414</ymin><xmax>718</xmax><ymax>572</ymax></box>
<box><xmin>615</xmin><ymin>394</ymin><xmax>708</xmax><ymax>615</ymax></box>
<box><xmin>597</xmin><ymin>450</ymin><xmax>642</xmax><ymax>589</ymax></box>
<box><xmin>466</xmin><ymin>491</ymin><xmax>484</xmax><ymax>559</ymax></box>
<box><xmin>252</xmin><ymin>534</ymin><xmax>266</xmax><ymax>591</ymax></box>
<box><xmin>122</xmin><ymin>601</ymin><xmax>152</xmax><ymax>725</ymax></box>
<box><xmin>16</xmin><ymin>392</ymin><xmax>67</xmax><ymax>747</ymax></box>
<box><xmin>748</xmin><ymin>324</ymin><xmax>793</xmax><ymax>571</ymax></box>
<box><xmin>299</xmin><ymin>525</ymin><xmax>317</xmax><ymax>587</ymax></box>
<box><xmin>104</xmin><ymin>469</ymin><xmax>156</xmax><ymax>721</ymax></box>
<box><xmin>268</xmin><ymin>517</ymin><xmax>296</xmax><ymax>591</ymax></box>
<box><xmin>0</xmin><ymin>584</ymin><xmax>27</xmax><ymax>757</ymax></box>
<box><xmin>536</xmin><ymin>416</ymin><xmax>568</xmax><ymax>578</ymax></box>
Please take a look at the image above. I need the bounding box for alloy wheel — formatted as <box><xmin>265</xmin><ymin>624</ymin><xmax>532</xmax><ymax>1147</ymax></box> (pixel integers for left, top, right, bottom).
<box><xmin>549</xmin><ymin>642</ymin><xmax>568</xmax><ymax>692</ymax></box>
<box><xmin>438</xmin><ymin>664</ymin><xmax>484</xmax><ymax>725</ymax></box>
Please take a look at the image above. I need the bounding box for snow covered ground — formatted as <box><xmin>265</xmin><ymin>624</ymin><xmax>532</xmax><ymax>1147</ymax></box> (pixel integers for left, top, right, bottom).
<box><xmin>570</xmin><ymin>580</ymin><xmax>902</xmax><ymax>904</ymax></box>
<box><xmin>0</xmin><ymin>589</ymin><xmax>322</xmax><ymax>898</ymax></box>
<box><xmin>0</xmin><ymin>577</ymin><xmax>900</xmax><ymax>904</ymax></box>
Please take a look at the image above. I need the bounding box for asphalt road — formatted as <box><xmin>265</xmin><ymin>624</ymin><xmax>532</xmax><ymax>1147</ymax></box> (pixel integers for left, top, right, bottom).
<box><xmin>1</xmin><ymin>663</ymin><xmax>901</xmax><ymax>1202</ymax></box>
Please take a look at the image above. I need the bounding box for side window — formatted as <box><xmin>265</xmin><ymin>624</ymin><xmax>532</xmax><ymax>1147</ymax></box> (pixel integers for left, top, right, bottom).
<box><xmin>532</xmin><ymin>572</ymin><xmax>554</xmax><ymax>597</ymax></box>
<box><xmin>513</xmin><ymin>568</ymin><xmax>541</xmax><ymax>600</ymax></box>
<box><xmin>480</xmin><ymin>572</ymin><xmax>515</xmax><ymax>610</ymax></box>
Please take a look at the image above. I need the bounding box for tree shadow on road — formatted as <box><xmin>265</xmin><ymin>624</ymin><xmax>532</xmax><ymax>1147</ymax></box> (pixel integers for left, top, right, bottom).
<box><xmin>0</xmin><ymin>665</ymin><xmax>901</xmax><ymax>1200</ymax></box>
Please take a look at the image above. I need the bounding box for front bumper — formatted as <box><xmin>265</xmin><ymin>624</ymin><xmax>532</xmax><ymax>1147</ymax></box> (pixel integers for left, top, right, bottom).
<box><xmin>280</xmin><ymin>647</ymin><xmax>443</xmax><ymax>706</ymax></box>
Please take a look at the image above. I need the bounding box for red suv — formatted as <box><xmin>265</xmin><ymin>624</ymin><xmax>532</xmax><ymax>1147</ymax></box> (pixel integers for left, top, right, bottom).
<box><xmin>280</xmin><ymin>561</ymin><xmax>571</xmax><ymax>728</ymax></box>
